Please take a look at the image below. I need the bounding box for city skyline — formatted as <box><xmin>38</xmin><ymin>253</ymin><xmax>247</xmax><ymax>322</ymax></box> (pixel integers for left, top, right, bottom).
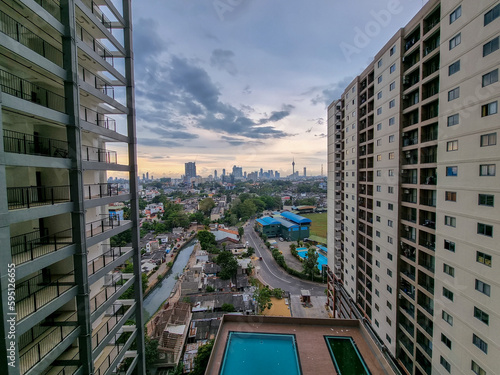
<box><xmin>128</xmin><ymin>0</ymin><xmax>427</xmax><ymax>178</ymax></box>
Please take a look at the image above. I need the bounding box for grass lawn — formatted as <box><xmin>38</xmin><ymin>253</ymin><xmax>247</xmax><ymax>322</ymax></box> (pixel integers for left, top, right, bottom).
<box><xmin>302</xmin><ymin>213</ymin><xmax>327</xmax><ymax>240</ymax></box>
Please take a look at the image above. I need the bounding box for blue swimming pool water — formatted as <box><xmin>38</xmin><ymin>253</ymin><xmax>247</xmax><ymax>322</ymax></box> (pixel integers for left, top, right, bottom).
<box><xmin>297</xmin><ymin>249</ymin><xmax>327</xmax><ymax>271</ymax></box>
<box><xmin>220</xmin><ymin>332</ymin><xmax>301</xmax><ymax>375</ymax></box>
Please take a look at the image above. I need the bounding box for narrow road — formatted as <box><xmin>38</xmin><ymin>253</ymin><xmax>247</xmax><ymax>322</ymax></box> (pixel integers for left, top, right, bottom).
<box><xmin>243</xmin><ymin>219</ymin><xmax>325</xmax><ymax>296</ymax></box>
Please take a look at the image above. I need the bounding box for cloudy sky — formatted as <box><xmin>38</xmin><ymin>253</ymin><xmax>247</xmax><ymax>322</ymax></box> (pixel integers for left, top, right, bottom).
<box><xmin>129</xmin><ymin>0</ymin><xmax>427</xmax><ymax>179</ymax></box>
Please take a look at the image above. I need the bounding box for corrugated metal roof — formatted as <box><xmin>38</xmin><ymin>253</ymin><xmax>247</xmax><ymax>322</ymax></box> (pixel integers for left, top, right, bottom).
<box><xmin>273</xmin><ymin>217</ymin><xmax>298</xmax><ymax>228</ymax></box>
<box><xmin>256</xmin><ymin>216</ymin><xmax>281</xmax><ymax>226</ymax></box>
<box><xmin>280</xmin><ymin>211</ymin><xmax>312</xmax><ymax>224</ymax></box>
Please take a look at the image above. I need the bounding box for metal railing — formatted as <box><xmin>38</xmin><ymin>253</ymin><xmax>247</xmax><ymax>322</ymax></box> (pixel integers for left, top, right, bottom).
<box><xmin>3</xmin><ymin>129</ymin><xmax>69</xmax><ymax>158</ymax></box>
<box><xmin>92</xmin><ymin>305</ymin><xmax>126</xmax><ymax>350</ymax></box>
<box><xmin>0</xmin><ymin>69</ymin><xmax>65</xmax><ymax>112</ymax></box>
<box><xmin>11</xmin><ymin>228</ymin><xmax>73</xmax><ymax>265</ymax></box>
<box><xmin>16</xmin><ymin>271</ymin><xmax>75</xmax><ymax>321</ymax></box>
<box><xmin>80</xmin><ymin>106</ymin><xmax>117</xmax><ymax>131</ymax></box>
<box><xmin>89</xmin><ymin>275</ymin><xmax>127</xmax><ymax>313</ymax></box>
<box><xmin>82</xmin><ymin>145</ymin><xmax>117</xmax><ymax>164</ymax></box>
<box><xmin>86</xmin><ymin>217</ymin><xmax>122</xmax><ymax>238</ymax></box>
<box><xmin>41</xmin><ymin>351</ymin><xmax>79</xmax><ymax>375</ymax></box>
<box><xmin>0</xmin><ymin>10</ymin><xmax>63</xmax><ymax>66</ymax></box>
<box><xmin>7</xmin><ymin>185</ymin><xmax>71</xmax><ymax>210</ymax></box>
<box><xmin>34</xmin><ymin>0</ymin><xmax>61</xmax><ymax>21</ymax></box>
<box><xmin>84</xmin><ymin>183</ymin><xmax>118</xmax><ymax>200</ymax></box>
<box><xmin>94</xmin><ymin>340</ymin><xmax>125</xmax><ymax>375</ymax></box>
<box><xmin>79</xmin><ymin>65</ymin><xmax>115</xmax><ymax>99</ymax></box>
<box><xmin>76</xmin><ymin>24</ymin><xmax>114</xmax><ymax>66</ymax></box>
<box><xmin>81</xmin><ymin>0</ymin><xmax>112</xmax><ymax>31</ymax></box>
<box><xmin>20</xmin><ymin>312</ymin><xmax>77</xmax><ymax>374</ymax></box>
<box><xmin>88</xmin><ymin>246</ymin><xmax>131</xmax><ymax>276</ymax></box>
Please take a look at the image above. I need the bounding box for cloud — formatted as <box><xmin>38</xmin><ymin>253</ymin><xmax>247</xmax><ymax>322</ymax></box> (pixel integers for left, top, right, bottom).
<box><xmin>309</xmin><ymin>118</ymin><xmax>325</xmax><ymax>126</ymax></box>
<box><xmin>138</xmin><ymin>138</ymin><xmax>183</xmax><ymax>147</ymax></box>
<box><xmin>221</xmin><ymin>136</ymin><xmax>264</xmax><ymax>146</ymax></box>
<box><xmin>242</xmin><ymin>85</ymin><xmax>252</xmax><ymax>95</ymax></box>
<box><xmin>315</xmin><ymin>133</ymin><xmax>327</xmax><ymax>138</ymax></box>
<box><xmin>133</xmin><ymin>18</ymin><xmax>168</xmax><ymax>64</ymax></box>
<box><xmin>144</xmin><ymin>125</ymin><xmax>199</xmax><ymax>140</ymax></box>
<box><xmin>305</xmin><ymin>127</ymin><xmax>312</xmax><ymax>133</ymax></box>
<box><xmin>257</xmin><ymin>104</ymin><xmax>295</xmax><ymax>125</ymax></box>
<box><xmin>210</xmin><ymin>49</ymin><xmax>238</xmax><ymax>75</ymax></box>
<box><xmin>303</xmin><ymin>76</ymin><xmax>354</xmax><ymax>107</ymax></box>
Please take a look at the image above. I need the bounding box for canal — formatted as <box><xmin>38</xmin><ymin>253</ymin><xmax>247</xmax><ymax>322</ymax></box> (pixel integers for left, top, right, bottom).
<box><xmin>142</xmin><ymin>240</ymin><xmax>196</xmax><ymax>320</ymax></box>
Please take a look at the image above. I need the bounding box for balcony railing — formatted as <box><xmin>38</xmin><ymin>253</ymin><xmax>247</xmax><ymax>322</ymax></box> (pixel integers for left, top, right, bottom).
<box><xmin>80</xmin><ymin>106</ymin><xmax>117</xmax><ymax>131</ymax></box>
<box><xmin>16</xmin><ymin>271</ymin><xmax>75</xmax><ymax>321</ymax></box>
<box><xmin>40</xmin><ymin>349</ymin><xmax>79</xmax><ymax>375</ymax></box>
<box><xmin>3</xmin><ymin>130</ymin><xmax>69</xmax><ymax>158</ymax></box>
<box><xmin>82</xmin><ymin>146</ymin><xmax>117</xmax><ymax>164</ymax></box>
<box><xmin>89</xmin><ymin>274</ymin><xmax>130</xmax><ymax>314</ymax></box>
<box><xmin>34</xmin><ymin>0</ymin><xmax>61</xmax><ymax>21</ymax></box>
<box><xmin>7</xmin><ymin>185</ymin><xmax>71</xmax><ymax>210</ymax></box>
<box><xmin>84</xmin><ymin>183</ymin><xmax>119</xmax><ymax>200</ymax></box>
<box><xmin>11</xmin><ymin>228</ymin><xmax>73</xmax><ymax>265</ymax></box>
<box><xmin>88</xmin><ymin>246</ymin><xmax>132</xmax><ymax>276</ymax></box>
<box><xmin>79</xmin><ymin>66</ymin><xmax>115</xmax><ymax>99</ymax></box>
<box><xmin>19</xmin><ymin>312</ymin><xmax>77</xmax><ymax>375</ymax></box>
<box><xmin>420</xmin><ymin>196</ymin><xmax>436</xmax><ymax>207</ymax></box>
<box><xmin>76</xmin><ymin>25</ymin><xmax>114</xmax><ymax>66</ymax></box>
<box><xmin>0</xmin><ymin>10</ymin><xmax>63</xmax><ymax>66</ymax></box>
<box><xmin>86</xmin><ymin>217</ymin><xmax>122</xmax><ymax>238</ymax></box>
<box><xmin>0</xmin><ymin>69</ymin><xmax>65</xmax><ymax>112</ymax></box>
<box><xmin>94</xmin><ymin>340</ymin><xmax>125</xmax><ymax>375</ymax></box>
<box><xmin>92</xmin><ymin>304</ymin><xmax>127</xmax><ymax>350</ymax></box>
<box><xmin>81</xmin><ymin>0</ymin><xmax>112</xmax><ymax>31</ymax></box>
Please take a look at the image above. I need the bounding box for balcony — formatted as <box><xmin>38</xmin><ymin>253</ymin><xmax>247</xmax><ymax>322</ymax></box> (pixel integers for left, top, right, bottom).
<box><xmin>416</xmin><ymin>332</ymin><xmax>433</xmax><ymax>358</ymax></box>
<box><xmin>423</xmin><ymin>33</ymin><xmax>440</xmax><ymax>57</ymax></box>
<box><xmin>420</xmin><ymin>191</ymin><xmax>436</xmax><ymax>207</ymax></box>
<box><xmin>0</xmin><ymin>10</ymin><xmax>63</xmax><ymax>66</ymax></box>
<box><xmin>401</xmin><ymin>279</ymin><xmax>415</xmax><ymax>300</ymax></box>
<box><xmin>421</xmin><ymin>100</ymin><xmax>439</xmax><ymax>121</ymax></box>
<box><xmin>41</xmin><ymin>346</ymin><xmax>79</xmax><ymax>375</ymax></box>
<box><xmin>88</xmin><ymin>246</ymin><xmax>133</xmax><ymax>276</ymax></box>
<box><xmin>424</xmin><ymin>7</ymin><xmax>440</xmax><ymax>34</ymax></box>
<box><xmin>418</xmin><ymin>292</ymin><xmax>434</xmax><ymax>316</ymax></box>
<box><xmin>422</xmin><ymin>53</ymin><xmax>440</xmax><ymax>78</ymax></box>
<box><xmin>84</xmin><ymin>183</ymin><xmax>119</xmax><ymax>200</ymax></box>
<box><xmin>421</xmin><ymin>146</ymin><xmax>437</xmax><ymax>164</ymax></box>
<box><xmin>79</xmin><ymin>66</ymin><xmax>115</xmax><ymax>99</ymax></box>
<box><xmin>400</xmin><ymin>299</ymin><xmax>415</xmax><ymax>318</ymax></box>
<box><xmin>11</xmin><ymin>228</ymin><xmax>73</xmax><ymax>265</ymax></box>
<box><xmin>34</xmin><ymin>0</ymin><xmax>61</xmax><ymax>21</ymax></box>
<box><xmin>401</xmin><ymin>261</ymin><xmax>416</xmax><ymax>281</ymax></box>
<box><xmin>403</xmin><ymin>48</ymin><xmax>420</xmax><ymax>72</ymax></box>
<box><xmin>82</xmin><ymin>146</ymin><xmax>118</xmax><ymax>164</ymax></box>
<box><xmin>402</xmin><ymin>130</ymin><xmax>419</xmax><ymax>147</ymax></box>
<box><xmin>86</xmin><ymin>217</ymin><xmax>124</xmax><ymax>238</ymax></box>
<box><xmin>94</xmin><ymin>339</ymin><xmax>127</xmax><ymax>375</ymax></box>
<box><xmin>3</xmin><ymin>130</ymin><xmax>69</xmax><ymax>158</ymax></box>
<box><xmin>81</xmin><ymin>0</ymin><xmax>113</xmax><ymax>31</ymax></box>
<box><xmin>403</xmin><ymin>109</ymin><xmax>419</xmax><ymax>128</ymax></box>
<box><xmin>92</xmin><ymin>304</ymin><xmax>128</xmax><ymax>350</ymax></box>
<box><xmin>19</xmin><ymin>312</ymin><xmax>77</xmax><ymax>375</ymax></box>
<box><xmin>80</xmin><ymin>106</ymin><xmax>117</xmax><ymax>131</ymax></box>
<box><xmin>7</xmin><ymin>185</ymin><xmax>71</xmax><ymax>210</ymax></box>
<box><xmin>16</xmin><ymin>271</ymin><xmax>75</xmax><ymax>322</ymax></box>
<box><xmin>76</xmin><ymin>25</ymin><xmax>115</xmax><ymax>66</ymax></box>
<box><xmin>419</xmin><ymin>233</ymin><xmax>436</xmax><ymax>251</ymax></box>
<box><xmin>421</xmin><ymin>123</ymin><xmax>438</xmax><ymax>143</ymax></box>
<box><xmin>0</xmin><ymin>69</ymin><xmax>65</xmax><ymax>113</ymax></box>
<box><xmin>422</xmin><ymin>78</ymin><xmax>439</xmax><ymax>100</ymax></box>
<box><xmin>89</xmin><ymin>274</ymin><xmax>132</xmax><ymax>314</ymax></box>
<box><xmin>418</xmin><ymin>271</ymin><xmax>434</xmax><ymax>294</ymax></box>
<box><xmin>403</xmin><ymin>90</ymin><xmax>419</xmax><ymax>110</ymax></box>
<box><xmin>417</xmin><ymin>310</ymin><xmax>433</xmax><ymax>336</ymax></box>
<box><xmin>401</xmin><ymin>243</ymin><xmax>416</xmax><ymax>262</ymax></box>
<box><xmin>403</xmin><ymin>70</ymin><xmax>420</xmax><ymax>90</ymax></box>
<box><xmin>402</xmin><ymin>189</ymin><xmax>417</xmax><ymax>204</ymax></box>
<box><xmin>419</xmin><ymin>211</ymin><xmax>436</xmax><ymax>230</ymax></box>
<box><xmin>404</xmin><ymin>28</ymin><xmax>420</xmax><ymax>52</ymax></box>
<box><xmin>399</xmin><ymin>313</ymin><xmax>415</xmax><ymax>337</ymax></box>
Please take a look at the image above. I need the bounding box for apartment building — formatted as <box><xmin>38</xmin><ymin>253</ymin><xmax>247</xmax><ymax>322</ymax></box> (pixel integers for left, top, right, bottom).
<box><xmin>0</xmin><ymin>1</ymin><xmax>145</xmax><ymax>374</ymax></box>
<box><xmin>327</xmin><ymin>1</ymin><xmax>500</xmax><ymax>374</ymax></box>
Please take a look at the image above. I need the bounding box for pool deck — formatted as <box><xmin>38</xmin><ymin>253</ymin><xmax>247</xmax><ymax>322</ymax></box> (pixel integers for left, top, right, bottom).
<box><xmin>206</xmin><ymin>315</ymin><xmax>396</xmax><ymax>375</ymax></box>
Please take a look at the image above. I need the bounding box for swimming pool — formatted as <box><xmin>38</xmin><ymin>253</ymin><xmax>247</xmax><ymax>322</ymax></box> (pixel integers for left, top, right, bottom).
<box><xmin>325</xmin><ymin>336</ymin><xmax>371</xmax><ymax>375</ymax></box>
<box><xmin>297</xmin><ymin>249</ymin><xmax>327</xmax><ymax>271</ymax></box>
<box><xmin>220</xmin><ymin>332</ymin><xmax>301</xmax><ymax>375</ymax></box>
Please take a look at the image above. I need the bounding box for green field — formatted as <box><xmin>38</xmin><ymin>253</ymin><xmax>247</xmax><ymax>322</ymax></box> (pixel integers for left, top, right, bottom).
<box><xmin>302</xmin><ymin>213</ymin><xmax>327</xmax><ymax>242</ymax></box>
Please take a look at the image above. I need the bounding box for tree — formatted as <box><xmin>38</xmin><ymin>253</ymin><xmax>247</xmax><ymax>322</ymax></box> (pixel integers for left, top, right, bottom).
<box><xmin>303</xmin><ymin>248</ymin><xmax>319</xmax><ymax>279</ymax></box>
<box><xmin>221</xmin><ymin>303</ymin><xmax>235</xmax><ymax>312</ymax></box>
<box><xmin>199</xmin><ymin>198</ymin><xmax>216</xmax><ymax>216</ymax></box>
<box><xmin>254</xmin><ymin>286</ymin><xmax>272</xmax><ymax>313</ymax></box>
<box><xmin>238</xmin><ymin>226</ymin><xmax>244</xmax><ymax>238</ymax></box>
<box><xmin>191</xmin><ymin>341</ymin><xmax>214</xmax><ymax>375</ymax></box>
<box><xmin>216</xmin><ymin>251</ymin><xmax>238</xmax><ymax>280</ymax></box>
<box><xmin>197</xmin><ymin>230</ymin><xmax>216</xmax><ymax>250</ymax></box>
<box><xmin>145</xmin><ymin>335</ymin><xmax>159</xmax><ymax>368</ymax></box>
<box><xmin>272</xmin><ymin>288</ymin><xmax>284</xmax><ymax>299</ymax></box>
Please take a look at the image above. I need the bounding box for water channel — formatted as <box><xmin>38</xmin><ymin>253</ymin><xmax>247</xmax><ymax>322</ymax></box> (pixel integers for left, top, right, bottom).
<box><xmin>142</xmin><ymin>240</ymin><xmax>196</xmax><ymax>320</ymax></box>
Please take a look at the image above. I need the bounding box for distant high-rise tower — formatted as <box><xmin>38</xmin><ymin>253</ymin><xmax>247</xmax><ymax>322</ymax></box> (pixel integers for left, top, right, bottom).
<box><xmin>214</xmin><ymin>170</ymin><xmax>218</xmax><ymax>180</ymax></box>
<box><xmin>185</xmin><ymin>162</ymin><xmax>197</xmax><ymax>181</ymax></box>
<box><xmin>222</xmin><ymin>168</ymin><xmax>226</xmax><ymax>176</ymax></box>
<box><xmin>146</xmin><ymin>171</ymin><xmax>149</xmax><ymax>181</ymax></box>
<box><xmin>292</xmin><ymin>158</ymin><xmax>295</xmax><ymax>176</ymax></box>
<box><xmin>303</xmin><ymin>167</ymin><xmax>306</xmax><ymax>177</ymax></box>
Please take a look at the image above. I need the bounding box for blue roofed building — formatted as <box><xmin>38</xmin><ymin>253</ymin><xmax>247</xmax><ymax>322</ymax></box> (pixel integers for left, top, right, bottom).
<box><xmin>255</xmin><ymin>212</ymin><xmax>311</xmax><ymax>241</ymax></box>
<box><xmin>255</xmin><ymin>217</ymin><xmax>282</xmax><ymax>238</ymax></box>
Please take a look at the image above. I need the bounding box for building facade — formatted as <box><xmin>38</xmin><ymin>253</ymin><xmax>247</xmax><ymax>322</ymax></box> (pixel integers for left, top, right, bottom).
<box><xmin>327</xmin><ymin>1</ymin><xmax>500</xmax><ymax>374</ymax></box>
<box><xmin>0</xmin><ymin>1</ymin><xmax>145</xmax><ymax>374</ymax></box>
<box><xmin>184</xmin><ymin>162</ymin><xmax>196</xmax><ymax>181</ymax></box>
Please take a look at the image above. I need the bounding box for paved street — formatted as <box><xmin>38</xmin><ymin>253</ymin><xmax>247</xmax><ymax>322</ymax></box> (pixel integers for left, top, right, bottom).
<box><xmin>243</xmin><ymin>219</ymin><xmax>326</xmax><ymax>296</ymax></box>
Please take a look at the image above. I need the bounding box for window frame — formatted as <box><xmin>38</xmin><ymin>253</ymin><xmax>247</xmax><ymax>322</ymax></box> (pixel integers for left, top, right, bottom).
<box><xmin>450</xmin><ymin>5</ymin><xmax>462</xmax><ymax>24</ymax></box>
<box><xmin>449</xmin><ymin>33</ymin><xmax>461</xmax><ymax>50</ymax></box>
<box><xmin>482</xmin><ymin>69</ymin><xmax>499</xmax><ymax>87</ymax></box>
<box><xmin>483</xmin><ymin>36</ymin><xmax>499</xmax><ymax>57</ymax></box>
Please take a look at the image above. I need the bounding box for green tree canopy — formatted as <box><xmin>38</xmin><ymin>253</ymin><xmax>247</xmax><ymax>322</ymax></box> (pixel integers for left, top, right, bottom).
<box><xmin>199</xmin><ymin>198</ymin><xmax>216</xmax><ymax>216</ymax></box>
<box><xmin>253</xmin><ymin>287</ymin><xmax>273</xmax><ymax>313</ymax></box>
<box><xmin>302</xmin><ymin>248</ymin><xmax>319</xmax><ymax>278</ymax></box>
<box><xmin>191</xmin><ymin>341</ymin><xmax>214</xmax><ymax>375</ymax></box>
<box><xmin>197</xmin><ymin>230</ymin><xmax>216</xmax><ymax>250</ymax></box>
<box><xmin>216</xmin><ymin>250</ymin><xmax>239</xmax><ymax>280</ymax></box>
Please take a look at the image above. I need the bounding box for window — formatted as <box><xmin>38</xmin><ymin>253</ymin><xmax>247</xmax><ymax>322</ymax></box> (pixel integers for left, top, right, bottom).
<box><xmin>376</xmin><ymin>185</ymin><xmax>381</xmax><ymax>192</ymax></box>
<box><xmin>377</xmin><ymin>91</ymin><xmax>382</xmax><ymax>99</ymax></box>
<box><xmin>483</xmin><ymin>36</ymin><xmax>499</xmax><ymax>56</ymax></box>
<box><xmin>441</xmin><ymin>334</ymin><xmax>452</xmax><ymax>349</ymax></box>
<box><xmin>448</xmin><ymin>87</ymin><xmax>460</xmax><ymax>101</ymax></box>
<box><xmin>375</xmin><ymin>245</ymin><xmax>380</xmax><ymax>252</ymax></box>
<box><xmin>375</xmin><ymin>304</ymin><xmax>379</xmax><ymax>311</ymax></box>
<box><xmin>376</xmin><ymin>170</ymin><xmax>381</xmax><ymax>177</ymax></box>
<box><xmin>446</xmin><ymin>166</ymin><xmax>458</xmax><ymax>176</ymax></box>
<box><xmin>477</xmin><ymin>251</ymin><xmax>492</xmax><ymax>267</ymax></box>
<box><xmin>389</xmin><ymin>117</ymin><xmax>395</xmax><ymax>125</ymax></box>
<box><xmin>378</xmin><ymin>59</ymin><xmax>383</xmax><ymax>68</ymax></box>
<box><xmin>387</xmin><ymin>285</ymin><xmax>392</xmax><ymax>293</ymax></box>
<box><xmin>484</xmin><ymin>3</ymin><xmax>500</xmax><ymax>26</ymax></box>
<box><xmin>387</xmin><ymin>269</ymin><xmax>392</xmax><ymax>278</ymax></box>
<box><xmin>447</xmin><ymin>114</ymin><xmax>459</xmax><ymax>126</ymax></box>
<box><xmin>376</xmin><ymin>215</ymin><xmax>381</xmax><ymax>222</ymax></box>
<box><xmin>448</xmin><ymin>60</ymin><xmax>461</xmax><ymax>75</ymax></box>
<box><xmin>443</xmin><ymin>263</ymin><xmax>455</xmax><ymax>277</ymax></box>
<box><xmin>450</xmin><ymin>5</ymin><xmax>462</xmax><ymax>23</ymax></box>
<box><xmin>376</xmin><ymin>260</ymin><xmax>380</xmax><ymax>267</ymax></box>
<box><xmin>482</xmin><ymin>101</ymin><xmax>498</xmax><ymax>116</ymax></box>
<box><xmin>446</xmin><ymin>140</ymin><xmax>458</xmax><ymax>151</ymax></box>
<box><xmin>389</xmin><ymin>99</ymin><xmax>395</xmax><ymax>108</ymax></box>
<box><xmin>389</xmin><ymin>152</ymin><xmax>395</xmax><ymax>159</ymax></box>
<box><xmin>445</xmin><ymin>216</ymin><xmax>456</xmax><ymax>227</ymax></box>
<box><xmin>478</xmin><ymin>194</ymin><xmax>494</xmax><ymax>207</ymax></box>
<box><xmin>388</xmin><ymin>220</ymin><xmax>393</xmax><ymax>227</ymax></box>
<box><xmin>377</xmin><ymin>139</ymin><xmax>382</xmax><ymax>146</ymax></box>
<box><xmin>390</xmin><ymin>45</ymin><xmax>396</xmax><ymax>56</ymax></box>
<box><xmin>377</xmin><ymin>123</ymin><xmax>382</xmax><ymax>131</ymax></box>
<box><xmin>375</xmin><ymin>275</ymin><xmax>380</xmax><ymax>282</ymax></box>
<box><xmin>444</xmin><ymin>240</ymin><xmax>455</xmax><ymax>252</ymax></box>
<box><xmin>386</xmin><ymin>317</ymin><xmax>392</xmax><ymax>326</ymax></box>
<box><xmin>472</xmin><ymin>361</ymin><xmax>487</xmax><ymax>375</ymax></box>
<box><xmin>388</xmin><ymin>187</ymin><xmax>394</xmax><ymax>194</ymax></box>
<box><xmin>388</xmin><ymin>203</ymin><xmax>394</xmax><ymax>210</ymax></box>
<box><xmin>376</xmin><ymin>231</ymin><xmax>381</xmax><ymax>238</ymax></box>
<box><xmin>440</xmin><ymin>356</ymin><xmax>451</xmax><ymax>373</ymax></box>
<box><xmin>389</xmin><ymin>135</ymin><xmax>395</xmax><ymax>143</ymax></box>
<box><xmin>480</xmin><ymin>132</ymin><xmax>497</xmax><ymax>146</ymax></box>
<box><xmin>449</xmin><ymin>33</ymin><xmax>461</xmax><ymax>49</ymax></box>
<box><xmin>477</xmin><ymin>223</ymin><xmax>493</xmax><ymax>236</ymax></box>
<box><xmin>474</xmin><ymin>307</ymin><xmax>489</xmax><ymax>325</ymax></box>
<box><xmin>442</xmin><ymin>311</ymin><xmax>453</xmax><ymax>326</ymax></box>
<box><xmin>387</xmin><ymin>236</ymin><xmax>393</xmax><ymax>244</ymax></box>
<box><xmin>377</xmin><ymin>107</ymin><xmax>382</xmax><ymax>115</ymax></box>
<box><xmin>475</xmin><ymin>279</ymin><xmax>491</xmax><ymax>296</ymax></box>
<box><xmin>445</xmin><ymin>191</ymin><xmax>457</xmax><ymax>201</ymax></box>
<box><xmin>375</xmin><ymin>319</ymin><xmax>379</xmax><ymax>327</ymax></box>
<box><xmin>378</xmin><ymin>75</ymin><xmax>382</xmax><ymax>83</ymax></box>
<box><xmin>376</xmin><ymin>201</ymin><xmax>381</xmax><ymax>207</ymax></box>
<box><xmin>390</xmin><ymin>64</ymin><xmax>396</xmax><ymax>73</ymax></box>
<box><xmin>390</xmin><ymin>81</ymin><xmax>395</xmax><ymax>91</ymax></box>
<box><xmin>388</xmin><ymin>170</ymin><xmax>394</xmax><ymax>177</ymax></box>
<box><xmin>473</xmin><ymin>334</ymin><xmax>488</xmax><ymax>353</ymax></box>
<box><xmin>479</xmin><ymin>164</ymin><xmax>495</xmax><ymax>176</ymax></box>
<box><xmin>443</xmin><ymin>287</ymin><xmax>454</xmax><ymax>301</ymax></box>
<box><xmin>482</xmin><ymin>69</ymin><xmax>498</xmax><ymax>87</ymax></box>
<box><xmin>387</xmin><ymin>253</ymin><xmax>393</xmax><ymax>261</ymax></box>
<box><xmin>377</xmin><ymin>154</ymin><xmax>382</xmax><ymax>161</ymax></box>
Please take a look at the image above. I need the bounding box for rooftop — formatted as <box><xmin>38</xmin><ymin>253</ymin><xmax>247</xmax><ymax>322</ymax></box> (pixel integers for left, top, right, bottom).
<box><xmin>280</xmin><ymin>211</ymin><xmax>312</xmax><ymax>224</ymax></box>
<box><xmin>256</xmin><ymin>216</ymin><xmax>281</xmax><ymax>226</ymax></box>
